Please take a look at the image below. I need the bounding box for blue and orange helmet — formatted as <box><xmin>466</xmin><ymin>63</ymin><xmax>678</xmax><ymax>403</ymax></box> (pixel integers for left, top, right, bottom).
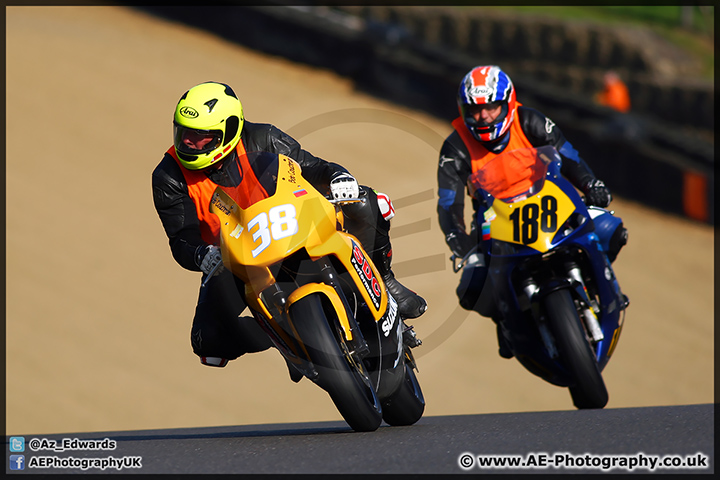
<box><xmin>457</xmin><ymin>66</ymin><xmax>518</xmax><ymax>143</ymax></box>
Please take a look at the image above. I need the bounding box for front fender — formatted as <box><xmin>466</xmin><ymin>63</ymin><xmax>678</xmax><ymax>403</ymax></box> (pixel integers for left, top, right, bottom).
<box><xmin>287</xmin><ymin>283</ymin><xmax>353</xmax><ymax>342</ymax></box>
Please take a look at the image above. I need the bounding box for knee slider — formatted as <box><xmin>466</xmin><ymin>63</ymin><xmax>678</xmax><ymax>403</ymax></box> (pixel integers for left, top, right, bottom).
<box><xmin>458</xmin><ymin>292</ymin><xmax>480</xmax><ymax>312</ymax></box>
<box><xmin>456</xmin><ymin>263</ymin><xmax>488</xmax><ymax>312</ymax></box>
<box><xmin>200</xmin><ymin>356</ymin><xmax>229</xmax><ymax>367</ymax></box>
<box><xmin>191</xmin><ymin>326</ymin><xmax>245</xmax><ymax>361</ymax></box>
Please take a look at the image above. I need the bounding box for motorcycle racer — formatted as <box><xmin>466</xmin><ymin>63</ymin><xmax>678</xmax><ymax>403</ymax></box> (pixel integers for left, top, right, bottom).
<box><xmin>152</xmin><ymin>81</ymin><xmax>426</xmax><ymax>368</ymax></box>
<box><xmin>437</xmin><ymin>66</ymin><xmax>627</xmax><ymax>357</ymax></box>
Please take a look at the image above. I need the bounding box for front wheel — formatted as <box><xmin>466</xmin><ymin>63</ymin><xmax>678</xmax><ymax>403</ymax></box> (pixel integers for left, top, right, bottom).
<box><xmin>381</xmin><ymin>357</ymin><xmax>425</xmax><ymax>426</ymax></box>
<box><xmin>543</xmin><ymin>289</ymin><xmax>608</xmax><ymax>409</ymax></box>
<box><xmin>289</xmin><ymin>294</ymin><xmax>383</xmax><ymax>432</ymax></box>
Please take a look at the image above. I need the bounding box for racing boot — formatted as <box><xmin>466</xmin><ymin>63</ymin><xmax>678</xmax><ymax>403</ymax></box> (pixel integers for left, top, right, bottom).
<box><xmin>375</xmin><ymin>243</ymin><xmax>427</xmax><ymax>319</ymax></box>
<box><xmin>285</xmin><ymin>358</ymin><xmax>303</xmax><ymax>383</ymax></box>
<box><xmin>496</xmin><ymin>325</ymin><xmax>514</xmax><ymax>359</ymax></box>
<box><xmin>492</xmin><ymin>315</ymin><xmax>513</xmax><ymax>359</ymax></box>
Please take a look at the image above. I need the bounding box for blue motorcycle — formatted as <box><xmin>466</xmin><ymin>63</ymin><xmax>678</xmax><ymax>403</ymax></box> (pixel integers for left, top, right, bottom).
<box><xmin>455</xmin><ymin>145</ymin><xmax>629</xmax><ymax>409</ymax></box>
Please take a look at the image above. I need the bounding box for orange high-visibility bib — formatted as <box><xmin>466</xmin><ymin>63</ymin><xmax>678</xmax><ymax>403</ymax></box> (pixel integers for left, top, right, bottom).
<box><xmin>168</xmin><ymin>142</ymin><xmax>269</xmax><ymax>244</ymax></box>
<box><xmin>452</xmin><ymin>106</ymin><xmax>538</xmax><ymax>199</ymax></box>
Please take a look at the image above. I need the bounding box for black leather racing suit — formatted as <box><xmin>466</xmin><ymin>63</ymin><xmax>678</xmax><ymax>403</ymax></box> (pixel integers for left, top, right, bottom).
<box><xmin>152</xmin><ymin>120</ymin><xmax>385</xmax><ymax>363</ymax></box>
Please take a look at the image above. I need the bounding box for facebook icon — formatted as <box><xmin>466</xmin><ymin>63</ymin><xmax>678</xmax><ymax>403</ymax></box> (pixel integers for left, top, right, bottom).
<box><xmin>9</xmin><ymin>454</ymin><xmax>25</xmax><ymax>470</ymax></box>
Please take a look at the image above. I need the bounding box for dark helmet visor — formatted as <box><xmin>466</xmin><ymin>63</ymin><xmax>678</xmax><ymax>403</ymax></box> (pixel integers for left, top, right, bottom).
<box><xmin>174</xmin><ymin>123</ymin><xmax>222</xmax><ymax>156</ymax></box>
<box><xmin>461</xmin><ymin>101</ymin><xmax>508</xmax><ymax>128</ymax></box>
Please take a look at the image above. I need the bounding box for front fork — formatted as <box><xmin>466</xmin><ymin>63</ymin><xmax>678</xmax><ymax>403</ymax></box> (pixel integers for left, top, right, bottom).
<box><xmin>520</xmin><ymin>277</ymin><xmax>557</xmax><ymax>358</ymax></box>
<box><xmin>521</xmin><ymin>262</ymin><xmax>603</xmax><ymax>360</ymax></box>
<box><xmin>564</xmin><ymin>261</ymin><xmax>604</xmax><ymax>343</ymax></box>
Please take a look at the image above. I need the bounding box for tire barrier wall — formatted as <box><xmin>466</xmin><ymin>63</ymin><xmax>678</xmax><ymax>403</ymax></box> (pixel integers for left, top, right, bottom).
<box><xmin>134</xmin><ymin>6</ymin><xmax>714</xmax><ymax>225</ymax></box>
<box><xmin>348</xmin><ymin>6</ymin><xmax>714</xmax><ymax>131</ymax></box>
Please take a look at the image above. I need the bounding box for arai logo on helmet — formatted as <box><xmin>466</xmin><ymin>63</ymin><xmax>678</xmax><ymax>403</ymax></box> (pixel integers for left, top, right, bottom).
<box><xmin>469</xmin><ymin>85</ymin><xmax>493</xmax><ymax>98</ymax></box>
<box><xmin>179</xmin><ymin>106</ymin><xmax>199</xmax><ymax>119</ymax></box>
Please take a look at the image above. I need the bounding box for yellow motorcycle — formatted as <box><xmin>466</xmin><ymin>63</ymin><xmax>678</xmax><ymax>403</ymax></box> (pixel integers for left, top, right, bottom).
<box><xmin>209</xmin><ymin>151</ymin><xmax>424</xmax><ymax>431</ymax></box>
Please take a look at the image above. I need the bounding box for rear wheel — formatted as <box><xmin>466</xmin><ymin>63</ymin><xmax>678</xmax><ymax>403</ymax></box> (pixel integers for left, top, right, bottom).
<box><xmin>543</xmin><ymin>289</ymin><xmax>608</xmax><ymax>409</ymax></box>
<box><xmin>381</xmin><ymin>355</ymin><xmax>425</xmax><ymax>426</ymax></box>
<box><xmin>289</xmin><ymin>294</ymin><xmax>383</xmax><ymax>432</ymax></box>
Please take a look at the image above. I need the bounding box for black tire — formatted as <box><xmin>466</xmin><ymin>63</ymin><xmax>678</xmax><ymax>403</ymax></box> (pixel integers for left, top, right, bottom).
<box><xmin>381</xmin><ymin>360</ymin><xmax>425</xmax><ymax>426</ymax></box>
<box><xmin>543</xmin><ymin>289</ymin><xmax>609</xmax><ymax>409</ymax></box>
<box><xmin>289</xmin><ymin>294</ymin><xmax>383</xmax><ymax>432</ymax></box>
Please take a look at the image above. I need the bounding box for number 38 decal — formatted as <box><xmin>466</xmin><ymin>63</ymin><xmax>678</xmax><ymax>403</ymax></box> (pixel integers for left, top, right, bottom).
<box><xmin>239</xmin><ymin>204</ymin><xmax>299</xmax><ymax>257</ymax></box>
<box><xmin>508</xmin><ymin>195</ymin><xmax>558</xmax><ymax>244</ymax></box>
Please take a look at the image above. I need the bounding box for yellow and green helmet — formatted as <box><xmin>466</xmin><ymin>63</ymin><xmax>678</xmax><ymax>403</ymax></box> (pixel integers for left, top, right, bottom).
<box><xmin>173</xmin><ymin>82</ymin><xmax>244</xmax><ymax>170</ymax></box>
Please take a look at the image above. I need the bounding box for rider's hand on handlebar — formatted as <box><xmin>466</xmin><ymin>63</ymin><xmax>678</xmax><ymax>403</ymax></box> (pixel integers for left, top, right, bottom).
<box><xmin>330</xmin><ymin>172</ymin><xmax>360</xmax><ymax>200</ymax></box>
<box><xmin>446</xmin><ymin>231</ymin><xmax>475</xmax><ymax>259</ymax></box>
<box><xmin>198</xmin><ymin>245</ymin><xmax>224</xmax><ymax>277</ymax></box>
<box><xmin>583</xmin><ymin>179</ymin><xmax>612</xmax><ymax>207</ymax></box>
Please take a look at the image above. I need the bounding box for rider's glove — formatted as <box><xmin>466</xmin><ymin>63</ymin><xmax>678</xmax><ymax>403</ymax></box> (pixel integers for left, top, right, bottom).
<box><xmin>330</xmin><ymin>172</ymin><xmax>359</xmax><ymax>200</ymax></box>
<box><xmin>582</xmin><ymin>179</ymin><xmax>612</xmax><ymax>207</ymax></box>
<box><xmin>197</xmin><ymin>245</ymin><xmax>224</xmax><ymax>277</ymax></box>
<box><xmin>446</xmin><ymin>231</ymin><xmax>475</xmax><ymax>259</ymax></box>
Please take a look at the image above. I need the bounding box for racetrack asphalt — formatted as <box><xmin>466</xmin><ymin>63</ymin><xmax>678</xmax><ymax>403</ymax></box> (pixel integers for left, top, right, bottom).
<box><xmin>4</xmin><ymin>404</ymin><xmax>713</xmax><ymax>474</ymax></box>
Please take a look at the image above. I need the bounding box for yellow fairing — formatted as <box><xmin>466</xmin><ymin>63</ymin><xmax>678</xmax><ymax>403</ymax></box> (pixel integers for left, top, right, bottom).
<box><xmin>209</xmin><ymin>155</ymin><xmax>387</xmax><ymax>326</ymax></box>
<box><xmin>490</xmin><ymin>180</ymin><xmax>575</xmax><ymax>253</ymax></box>
<box><xmin>210</xmin><ymin>156</ymin><xmax>335</xmax><ymax>287</ymax></box>
<box><xmin>287</xmin><ymin>283</ymin><xmax>353</xmax><ymax>340</ymax></box>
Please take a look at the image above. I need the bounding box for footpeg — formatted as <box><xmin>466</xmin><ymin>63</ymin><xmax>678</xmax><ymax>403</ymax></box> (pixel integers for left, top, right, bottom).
<box><xmin>402</xmin><ymin>322</ymin><xmax>422</xmax><ymax>348</ymax></box>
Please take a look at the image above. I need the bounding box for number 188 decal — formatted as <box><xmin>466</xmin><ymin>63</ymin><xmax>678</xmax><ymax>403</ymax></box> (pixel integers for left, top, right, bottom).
<box><xmin>245</xmin><ymin>204</ymin><xmax>299</xmax><ymax>257</ymax></box>
<box><xmin>508</xmin><ymin>195</ymin><xmax>558</xmax><ymax>244</ymax></box>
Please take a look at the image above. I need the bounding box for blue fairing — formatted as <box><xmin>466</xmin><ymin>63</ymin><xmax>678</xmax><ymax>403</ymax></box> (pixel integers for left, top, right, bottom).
<box><xmin>579</xmin><ymin>235</ymin><xmax>623</xmax><ymax>369</ymax></box>
<box><xmin>592</xmin><ymin>209</ymin><xmax>624</xmax><ymax>255</ymax></box>
<box><xmin>481</xmin><ymin>154</ymin><xmax>625</xmax><ymax>385</ymax></box>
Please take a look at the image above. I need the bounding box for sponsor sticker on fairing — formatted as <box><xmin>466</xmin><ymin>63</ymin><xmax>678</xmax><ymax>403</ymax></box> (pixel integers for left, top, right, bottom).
<box><xmin>482</xmin><ymin>221</ymin><xmax>492</xmax><ymax>241</ymax></box>
<box><xmin>381</xmin><ymin>294</ymin><xmax>398</xmax><ymax>337</ymax></box>
<box><xmin>350</xmin><ymin>240</ymin><xmax>382</xmax><ymax>309</ymax></box>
